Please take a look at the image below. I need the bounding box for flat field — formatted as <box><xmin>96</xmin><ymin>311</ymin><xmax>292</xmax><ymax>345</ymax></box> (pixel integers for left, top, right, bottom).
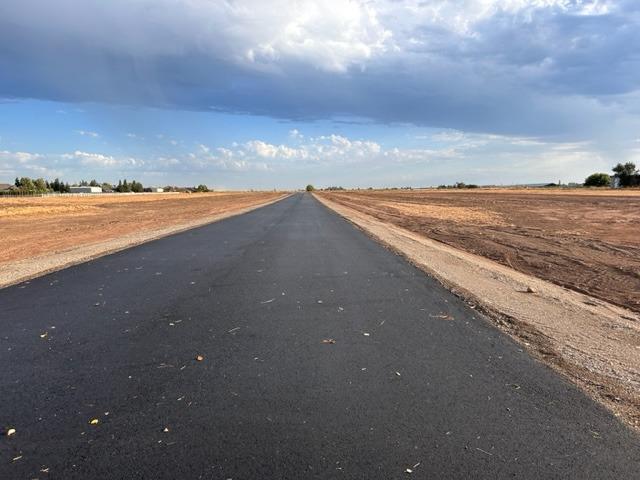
<box><xmin>320</xmin><ymin>188</ymin><xmax>640</xmax><ymax>313</ymax></box>
<box><xmin>0</xmin><ymin>192</ymin><xmax>283</xmax><ymax>265</ymax></box>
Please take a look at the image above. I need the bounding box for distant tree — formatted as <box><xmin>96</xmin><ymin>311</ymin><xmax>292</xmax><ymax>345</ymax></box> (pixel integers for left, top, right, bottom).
<box><xmin>18</xmin><ymin>177</ymin><xmax>35</xmax><ymax>192</ymax></box>
<box><xmin>305</xmin><ymin>184</ymin><xmax>315</xmax><ymax>192</ymax></box>
<box><xmin>612</xmin><ymin>162</ymin><xmax>638</xmax><ymax>187</ymax></box>
<box><xmin>79</xmin><ymin>179</ymin><xmax>89</xmax><ymax>186</ymax></box>
<box><xmin>89</xmin><ymin>179</ymin><xmax>99</xmax><ymax>187</ymax></box>
<box><xmin>33</xmin><ymin>178</ymin><xmax>48</xmax><ymax>192</ymax></box>
<box><xmin>454</xmin><ymin>182</ymin><xmax>466</xmax><ymax>189</ymax></box>
<box><xmin>15</xmin><ymin>177</ymin><xmax>20</xmax><ymax>187</ymax></box>
<box><xmin>130</xmin><ymin>180</ymin><xmax>144</xmax><ymax>193</ymax></box>
<box><xmin>195</xmin><ymin>184</ymin><xmax>209</xmax><ymax>192</ymax></box>
<box><xmin>584</xmin><ymin>173</ymin><xmax>611</xmax><ymax>187</ymax></box>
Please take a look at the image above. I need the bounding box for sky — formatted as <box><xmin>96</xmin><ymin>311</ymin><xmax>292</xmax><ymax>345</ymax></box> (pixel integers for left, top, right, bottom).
<box><xmin>1</xmin><ymin>0</ymin><xmax>639</xmax><ymax>189</ymax></box>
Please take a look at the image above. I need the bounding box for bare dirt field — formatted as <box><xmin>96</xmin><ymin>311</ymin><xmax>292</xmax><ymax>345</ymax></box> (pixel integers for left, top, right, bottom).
<box><xmin>320</xmin><ymin>189</ymin><xmax>640</xmax><ymax>313</ymax></box>
<box><xmin>0</xmin><ymin>192</ymin><xmax>285</xmax><ymax>285</ymax></box>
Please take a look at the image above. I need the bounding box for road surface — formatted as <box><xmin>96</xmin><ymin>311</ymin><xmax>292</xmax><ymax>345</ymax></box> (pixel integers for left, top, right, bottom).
<box><xmin>1</xmin><ymin>193</ymin><xmax>638</xmax><ymax>478</ymax></box>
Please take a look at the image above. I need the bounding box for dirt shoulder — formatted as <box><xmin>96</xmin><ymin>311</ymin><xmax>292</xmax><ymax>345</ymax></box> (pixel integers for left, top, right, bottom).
<box><xmin>0</xmin><ymin>192</ymin><xmax>288</xmax><ymax>289</ymax></box>
<box><xmin>316</xmin><ymin>193</ymin><xmax>640</xmax><ymax>430</ymax></box>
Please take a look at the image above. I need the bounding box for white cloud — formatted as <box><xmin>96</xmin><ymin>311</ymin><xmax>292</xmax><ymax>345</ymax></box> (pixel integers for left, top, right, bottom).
<box><xmin>75</xmin><ymin>130</ymin><xmax>100</xmax><ymax>138</ymax></box>
<box><xmin>0</xmin><ymin>150</ymin><xmax>42</xmax><ymax>163</ymax></box>
<box><xmin>65</xmin><ymin>151</ymin><xmax>118</xmax><ymax>166</ymax></box>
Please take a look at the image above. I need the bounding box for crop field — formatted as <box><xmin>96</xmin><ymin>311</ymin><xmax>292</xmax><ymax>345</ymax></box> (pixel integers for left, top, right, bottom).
<box><xmin>0</xmin><ymin>192</ymin><xmax>283</xmax><ymax>265</ymax></box>
<box><xmin>320</xmin><ymin>188</ymin><xmax>640</xmax><ymax>313</ymax></box>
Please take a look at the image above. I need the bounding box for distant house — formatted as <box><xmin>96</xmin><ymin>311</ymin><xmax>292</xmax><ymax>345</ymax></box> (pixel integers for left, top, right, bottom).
<box><xmin>0</xmin><ymin>183</ymin><xmax>15</xmax><ymax>192</ymax></box>
<box><xmin>69</xmin><ymin>186</ymin><xmax>102</xmax><ymax>193</ymax></box>
<box><xmin>149</xmin><ymin>187</ymin><xmax>164</xmax><ymax>193</ymax></box>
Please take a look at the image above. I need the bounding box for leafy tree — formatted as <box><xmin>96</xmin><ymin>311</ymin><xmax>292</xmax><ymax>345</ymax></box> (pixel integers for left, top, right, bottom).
<box><xmin>305</xmin><ymin>184</ymin><xmax>315</xmax><ymax>192</ymax></box>
<box><xmin>584</xmin><ymin>173</ymin><xmax>611</xmax><ymax>187</ymax></box>
<box><xmin>612</xmin><ymin>162</ymin><xmax>638</xmax><ymax>187</ymax></box>
<box><xmin>195</xmin><ymin>184</ymin><xmax>209</xmax><ymax>192</ymax></box>
<box><xmin>121</xmin><ymin>179</ymin><xmax>131</xmax><ymax>192</ymax></box>
<box><xmin>18</xmin><ymin>177</ymin><xmax>35</xmax><ymax>192</ymax></box>
<box><xmin>33</xmin><ymin>178</ymin><xmax>48</xmax><ymax>192</ymax></box>
<box><xmin>131</xmin><ymin>180</ymin><xmax>144</xmax><ymax>193</ymax></box>
<box><xmin>89</xmin><ymin>179</ymin><xmax>99</xmax><ymax>187</ymax></box>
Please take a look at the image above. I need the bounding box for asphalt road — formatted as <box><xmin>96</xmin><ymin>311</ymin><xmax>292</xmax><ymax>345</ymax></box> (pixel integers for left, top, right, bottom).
<box><xmin>1</xmin><ymin>193</ymin><xmax>638</xmax><ymax>479</ymax></box>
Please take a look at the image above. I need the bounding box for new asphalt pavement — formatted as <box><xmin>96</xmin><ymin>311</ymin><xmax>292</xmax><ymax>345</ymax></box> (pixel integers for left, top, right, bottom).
<box><xmin>1</xmin><ymin>192</ymin><xmax>638</xmax><ymax>478</ymax></box>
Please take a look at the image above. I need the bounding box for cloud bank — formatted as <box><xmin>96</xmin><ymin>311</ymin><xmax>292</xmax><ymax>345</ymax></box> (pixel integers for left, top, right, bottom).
<box><xmin>1</xmin><ymin>0</ymin><xmax>639</xmax><ymax>140</ymax></box>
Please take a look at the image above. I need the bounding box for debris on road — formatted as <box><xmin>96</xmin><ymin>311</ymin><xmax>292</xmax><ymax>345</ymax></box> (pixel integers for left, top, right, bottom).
<box><xmin>260</xmin><ymin>298</ymin><xmax>275</xmax><ymax>304</ymax></box>
<box><xmin>89</xmin><ymin>418</ymin><xmax>99</xmax><ymax>425</ymax></box>
<box><xmin>322</xmin><ymin>339</ymin><xmax>336</xmax><ymax>344</ymax></box>
<box><xmin>476</xmin><ymin>447</ymin><xmax>494</xmax><ymax>456</ymax></box>
<box><xmin>228</xmin><ymin>327</ymin><xmax>241</xmax><ymax>333</ymax></box>
<box><xmin>429</xmin><ymin>313</ymin><xmax>454</xmax><ymax>320</ymax></box>
<box><xmin>405</xmin><ymin>462</ymin><xmax>421</xmax><ymax>474</ymax></box>
<box><xmin>6</xmin><ymin>427</ymin><xmax>16</xmax><ymax>436</ymax></box>
<box><xmin>195</xmin><ymin>355</ymin><xmax>205</xmax><ymax>361</ymax></box>
<box><xmin>363</xmin><ymin>332</ymin><xmax>370</xmax><ymax>336</ymax></box>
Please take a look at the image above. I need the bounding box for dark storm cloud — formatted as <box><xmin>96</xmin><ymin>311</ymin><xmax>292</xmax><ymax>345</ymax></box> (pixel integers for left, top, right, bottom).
<box><xmin>1</xmin><ymin>0</ymin><xmax>639</xmax><ymax>139</ymax></box>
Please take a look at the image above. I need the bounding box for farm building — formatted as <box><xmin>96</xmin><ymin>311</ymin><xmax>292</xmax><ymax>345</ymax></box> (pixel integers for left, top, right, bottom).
<box><xmin>0</xmin><ymin>183</ymin><xmax>16</xmax><ymax>192</ymax></box>
<box><xmin>150</xmin><ymin>187</ymin><xmax>164</xmax><ymax>193</ymax></box>
<box><xmin>69</xmin><ymin>186</ymin><xmax>102</xmax><ymax>193</ymax></box>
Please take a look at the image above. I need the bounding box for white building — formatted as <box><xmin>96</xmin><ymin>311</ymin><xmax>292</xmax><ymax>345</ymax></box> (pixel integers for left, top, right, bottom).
<box><xmin>70</xmin><ymin>186</ymin><xmax>102</xmax><ymax>193</ymax></box>
<box><xmin>150</xmin><ymin>187</ymin><xmax>164</xmax><ymax>193</ymax></box>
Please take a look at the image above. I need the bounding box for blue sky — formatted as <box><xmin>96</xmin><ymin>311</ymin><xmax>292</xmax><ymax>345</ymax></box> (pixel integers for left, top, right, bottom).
<box><xmin>1</xmin><ymin>0</ymin><xmax>639</xmax><ymax>189</ymax></box>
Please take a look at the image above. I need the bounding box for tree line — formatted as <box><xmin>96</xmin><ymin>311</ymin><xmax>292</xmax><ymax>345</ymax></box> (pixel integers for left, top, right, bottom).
<box><xmin>585</xmin><ymin>162</ymin><xmax>639</xmax><ymax>187</ymax></box>
<box><xmin>6</xmin><ymin>176</ymin><xmax>212</xmax><ymax>194</ymax></box>
<box><xmin>14</xmin><ymin>177</ymin><xmax>71</xmax><ymax>193</ymax></box>
<box><xmin>9</xmin><ymin>177</ymin><xmax>146</xmax><ymax>193</ymax></box>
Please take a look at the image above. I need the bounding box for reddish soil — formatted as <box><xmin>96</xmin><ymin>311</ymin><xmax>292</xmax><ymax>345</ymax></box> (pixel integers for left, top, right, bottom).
<box><xmin>320</xmin><ymin>189</ymin><xmax>640</xmax><ymax>313</ymax></box>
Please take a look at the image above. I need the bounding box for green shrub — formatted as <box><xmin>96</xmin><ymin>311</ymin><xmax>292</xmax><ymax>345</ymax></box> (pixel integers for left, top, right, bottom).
<box><xmin>584</xmin><ymin>173</ymin><xmax>611</xmax><ymax>187</ymax></box>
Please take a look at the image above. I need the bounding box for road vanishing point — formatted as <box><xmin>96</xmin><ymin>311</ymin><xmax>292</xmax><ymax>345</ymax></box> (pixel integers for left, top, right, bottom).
<box><xmin>1</xmin><ymin>193</ymin><xmax>638</xmax><ymax>479</ymax></box>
